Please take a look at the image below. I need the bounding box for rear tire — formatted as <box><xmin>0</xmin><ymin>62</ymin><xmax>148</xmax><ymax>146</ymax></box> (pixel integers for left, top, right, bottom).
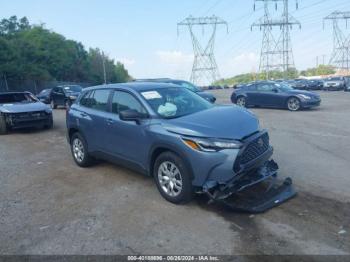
<box><xmin>287</xmin><ymin>97</ymin><xmax>301</xmax><ymax>111</ymax></box>
<box><xmin>154</xmin><ymin>152</ymin><xmax>194</xmax><ymax>204</ymax></box>
<box><xmin>70</xmin><ymin>133</ymin><xmax>94</xmax><ymax>167</ymax></box>
<box><xmin>0</xmin><ymin>115</ymin><xmax>7</xmax><ymax>135</ymax></box>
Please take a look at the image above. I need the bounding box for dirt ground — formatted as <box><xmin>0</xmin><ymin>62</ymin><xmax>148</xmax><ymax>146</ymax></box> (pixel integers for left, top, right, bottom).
<box><xmin>0</xmin><ymin>90</ymin><xmax>349</xmax><ymax>255</ymax></box>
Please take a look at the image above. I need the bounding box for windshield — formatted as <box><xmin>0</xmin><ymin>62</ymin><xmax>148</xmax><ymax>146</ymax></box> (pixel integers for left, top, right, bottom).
<box><xmin>63</xmin><ymin>85</ymin><xmax>82</xmax><ymax>93</ymax></box>
<box><xmin>0</xmin><ymin>93</ymin><xmax>38</xmax><ymax>104</ymax></box>
<box><xmin>175</xmin><ymin>81</ymin><xmax>201</xmax><ymax>92</ymax></box>
<box><xmin>328</xmin><ymin>77</ymin><xmax>342</xmax><ymax>81</ymax></box>
<box><xmin>139</xmin><ymin>87</ymin><xmax>213</xmax><ymax>119</ymax></box>
<box><xmin>39</xmin><ymin>89</ymin><xmax>51</xmax><ymax>95</ymax></box>
<box><xmin>276</xmin><ymin>83</ymin><xmax>294</xmax><ymax>91</ymax></box>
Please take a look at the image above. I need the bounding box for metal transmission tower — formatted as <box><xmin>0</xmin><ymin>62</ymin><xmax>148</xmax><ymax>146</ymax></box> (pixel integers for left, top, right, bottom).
<box><xmin>324</xmin><ymin>11</ymin><xmax>350</xmax><ymax>74</ymax></box>
<box><xmin>177</xmin><ymin>16</ymin><xmax>228</xmax><ymax>86</ymax></box>
<box><xmin>252</xmin><ymin>0</ymin><xmax>300</xmax><ymax>79</ymax></box>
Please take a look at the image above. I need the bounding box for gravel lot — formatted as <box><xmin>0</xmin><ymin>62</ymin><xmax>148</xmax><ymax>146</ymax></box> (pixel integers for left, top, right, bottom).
<box><xmin>0</xmin><ymin>90</ymin><xmax>349</xmax><ymax>255</ymax></box>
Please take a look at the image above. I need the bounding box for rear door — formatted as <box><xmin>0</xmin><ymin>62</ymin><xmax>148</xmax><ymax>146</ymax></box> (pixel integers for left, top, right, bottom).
<box><xmin>76</xmin><ymin>89</ymin><xmax>112</xmax><ymax>151</ymax></box>
<box><xmin>52</xmin><ymin>87</ymin><xmax>65</xmax><ymax>105</ymax></box>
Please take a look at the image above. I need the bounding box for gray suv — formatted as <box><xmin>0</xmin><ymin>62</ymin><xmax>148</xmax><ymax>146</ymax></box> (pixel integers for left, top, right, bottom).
<box><xmin>66</xmin><ymin>82</ymin><xmax>295</xmax><ymax>212</ymax></box>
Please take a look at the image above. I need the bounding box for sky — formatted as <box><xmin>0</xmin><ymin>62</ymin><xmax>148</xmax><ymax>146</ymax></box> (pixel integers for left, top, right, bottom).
<box><xmin>1</xmin><ymin>0</ymin><xmax>350</xmax><ymax>83</ymax></box>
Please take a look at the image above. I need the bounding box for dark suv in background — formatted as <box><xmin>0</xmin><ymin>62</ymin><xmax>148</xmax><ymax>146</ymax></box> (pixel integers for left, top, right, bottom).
<box><xmin>66</xmin><ymin>82</ymin><xmax>295</xmax><ymax>212</ymax></box>
<box><xmin>51</xmin><ymin>85</ymin><xmax>83</xmax><ymax>109</ymax></box>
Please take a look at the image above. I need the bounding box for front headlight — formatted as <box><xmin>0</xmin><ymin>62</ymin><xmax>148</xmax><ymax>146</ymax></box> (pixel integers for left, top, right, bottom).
<box><xmin>182</xmin><ymin>137</ymin><xmax>242</xmax><ymax>152</ymax></box>
<box><xmin>298</xmin><ymin>94</ymin><xmax>311</xmax><ymax>100</ymax></box>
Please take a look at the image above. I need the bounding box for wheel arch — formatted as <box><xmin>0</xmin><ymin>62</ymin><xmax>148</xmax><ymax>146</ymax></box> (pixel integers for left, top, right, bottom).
<box><xmin>148</xmin><ymin>144</ymin><xmax>194</xmax><ymax>180</ymax></box>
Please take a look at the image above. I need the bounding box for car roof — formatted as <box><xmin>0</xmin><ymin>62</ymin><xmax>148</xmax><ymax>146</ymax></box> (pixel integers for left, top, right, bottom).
<box><xmin>84</xmin><ymin>82</ymin><xmax>181</xmax><ymax>92</ymax></box>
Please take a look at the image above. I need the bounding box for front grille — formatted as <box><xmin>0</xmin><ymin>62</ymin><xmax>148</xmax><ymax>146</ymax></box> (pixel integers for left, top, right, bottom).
<box><xmin>11</xmin><ymin>111</ymin><xmax>47</xmax><ymax>120</ymax></box>
<box><xmin>234</xmin><ymin>133</ymin><xmax>270</xmax><ymax>172</ymax></box>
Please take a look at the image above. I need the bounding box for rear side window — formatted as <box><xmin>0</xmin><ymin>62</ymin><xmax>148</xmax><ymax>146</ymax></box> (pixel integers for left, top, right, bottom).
<box><xmin>80</xmin><ymin>89</ymin><xmax>111</xmax><ymax>112</ymax></box>
<box><xmin>111</xmin><ymin>91</ymin><xmax>146</xmax><ymax>114</ymax></box>
<box><xmin>257</xmin><ymin>83</ymin><xmax>275</xmax><ymax>92</ymax></box>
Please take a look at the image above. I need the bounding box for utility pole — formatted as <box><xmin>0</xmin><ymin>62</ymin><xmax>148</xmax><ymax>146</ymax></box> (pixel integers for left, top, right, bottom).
<box><xmin>252</xmin><ymin>0</ymin><xmax>301</xmax><ymax>79</ymax></box>
<box><xmin>101</xmin><ymin>51</ymin><xmax>107</xmax><ymax>85</ymax></box>
<box><xmin>3</xmin><ymin>74</ymin><xmax>9</xmax><ymax>91</ymax></box>
<box><xmin>316</xmin><ymin>56</ymin><xmax>319</xmax><ymax>67</ymax></box>
<box><xmin>177</xmin><ymin>15</ymin><xmax>228</xmax><ymax>86</ymax></box>
<box><xmin>324</xmin><ymin>11</ymin><xmax>350</xmax><ymax>74</ymax></box>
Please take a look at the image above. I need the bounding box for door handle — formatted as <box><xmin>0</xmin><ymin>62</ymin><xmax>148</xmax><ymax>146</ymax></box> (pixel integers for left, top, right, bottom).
<box><xmin>106</xmin><ymin>118</ymin><xmax>114</xmax><ymax>125</ymax></box>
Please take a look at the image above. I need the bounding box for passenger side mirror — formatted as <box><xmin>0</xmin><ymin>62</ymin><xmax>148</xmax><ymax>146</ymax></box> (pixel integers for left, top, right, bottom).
<box><xmin>119</xmin><ymin>109</ymin><xmax>148</xmax><ymax>124</ymax></box>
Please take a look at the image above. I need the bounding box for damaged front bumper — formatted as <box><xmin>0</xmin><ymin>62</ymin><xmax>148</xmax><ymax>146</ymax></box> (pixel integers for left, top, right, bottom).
<box><xmin>203</xmin><ymin>160</ymin><xmax>296</xmax><ymax>213</ymax></box>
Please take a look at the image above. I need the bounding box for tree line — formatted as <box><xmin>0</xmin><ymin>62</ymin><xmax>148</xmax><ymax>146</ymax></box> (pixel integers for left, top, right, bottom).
<box><xmin>214</xmin><ymin>66</ymin><xmax>336</xmax><ymax>86</ymax></box>
<box><xmin>0</xmin><ymin>16</ymin><xmax>131</xmax><ymax>87</ymax></box>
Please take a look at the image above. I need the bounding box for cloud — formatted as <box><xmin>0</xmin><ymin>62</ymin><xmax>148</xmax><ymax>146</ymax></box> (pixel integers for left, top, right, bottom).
<box><xmin>116</xmin><ymin>57</ymin><xmax>136</xmax><ymax>66</ymax></box>
<box><xmin>156</xmin><ymin>50</ymin><xmax>193</xmax><ymax>65</ymax></box>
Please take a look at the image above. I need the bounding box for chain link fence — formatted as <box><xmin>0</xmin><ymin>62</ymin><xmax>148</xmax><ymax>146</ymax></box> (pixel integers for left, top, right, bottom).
<box><xmin>0</xmin><ymin>78</ymin><xmax>91</xmax><ymax>94</ymax></box>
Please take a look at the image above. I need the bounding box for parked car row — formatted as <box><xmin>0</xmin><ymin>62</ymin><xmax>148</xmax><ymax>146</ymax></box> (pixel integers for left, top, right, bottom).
<box><xmin>281</xmin><ymin>76</ymin><xmax>349</xmax><ymax>91</ymax></box>
<box><xmin>36</xmin><ymin>85</ymin><xmax>83</xmax><ymax>108</ymax></box>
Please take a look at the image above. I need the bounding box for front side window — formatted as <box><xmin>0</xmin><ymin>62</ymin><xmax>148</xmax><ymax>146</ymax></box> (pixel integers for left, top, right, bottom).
<box><xmin>139</xmin><ymin>87</ymin><xmax>213</xmax><ymax>119</ymax></box>
<box><xmin>112</xmin><ymin>91</ymin><xmax>146</xmax><ymax>114</ymax></box>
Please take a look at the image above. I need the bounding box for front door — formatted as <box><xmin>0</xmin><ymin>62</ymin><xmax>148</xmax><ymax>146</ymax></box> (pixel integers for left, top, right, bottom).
<box><xmin>104</xmin><ymin>90</ymin><xmax>150</xmax><ymax>169</ymax></box>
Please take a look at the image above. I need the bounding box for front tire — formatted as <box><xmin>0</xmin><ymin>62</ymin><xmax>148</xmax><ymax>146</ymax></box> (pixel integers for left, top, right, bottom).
<box><xmin>287</xmin><ymin>97</ymin><xmax>301</xmax><ymax>111</ymax></box>
<box><xmin>236</xmin><ymin>96</ymin><xmax>246</xmax><ymax>107</ymax></box>
<box><xmin>0</xmin><ymin>114</ymin><xmax>7</xmax><ymax>135</ymax></box>
<box><xmin>154</xmin><ymin>152</ymin><xmax>194</xmax><ymax>204</ymax></box>
<box><xmin>70</xmin><ymin>133</ymin><xmax>93</xmax><ymax>167</ymax></box>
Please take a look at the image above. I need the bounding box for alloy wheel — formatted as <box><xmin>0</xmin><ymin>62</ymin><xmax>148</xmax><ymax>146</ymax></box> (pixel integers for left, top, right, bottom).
<box><xmin>288</xmin><ymin>97</ymin><xmax>300</xmax><ymax>111</ymax></box>
<box><xmin>157</xmin><ymin>161</ymin><xmax>183</xmax><ymax>197</ymax></box>
<box><xmin>72</xmin><ymin>138</ymin><xmax>85</xmax><ymax>163</ymax></box>
<box><xmin>236</xmin><ymin>97</ymin><xmax>246</xmax><ymax>107</ymax></box>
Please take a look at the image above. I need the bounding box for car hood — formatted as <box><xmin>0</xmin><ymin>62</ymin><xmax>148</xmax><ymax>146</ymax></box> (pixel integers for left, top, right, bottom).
<box><xmin>162</xmin><ymin>105</ymin><xmax>259</xmax><ymax>140</ymax></box>
<box><xmin>0</xmin><ymin>102</ymin><xmax>49</xmax><ymax>113</ymax></box>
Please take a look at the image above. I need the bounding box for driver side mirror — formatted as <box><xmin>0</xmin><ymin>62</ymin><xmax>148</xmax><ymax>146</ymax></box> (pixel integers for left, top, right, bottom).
<box><xmin>272</xmin><ymin>88</ymin><xmax>279</xmax><ymax>93</ymax></box>
<box><xmin>119</xmin><ymin>109</ymin><xmax>148</xmax><ymax>124</ymax></box>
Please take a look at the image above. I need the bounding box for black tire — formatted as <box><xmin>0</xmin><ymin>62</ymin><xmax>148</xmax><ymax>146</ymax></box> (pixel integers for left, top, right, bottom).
<box><xmin>287</xmin><ymin>97</ymin><xmax>301</xmax><ymax>111</ymax></box>
<box><xmin>50</xmin><ymin>100</ymin><xmax>57</xmax><ymax>109</ymax></box>
<box><xmin>44</xmin><ymin>116</ymin><xmax>53</xmax><ymax>129</ymax></box>
<box><xmin>236</xmin><ymin>96</ymin><xmax>247</xmax><ymax>107</ymax></box>
<box><xmin>65</xmin><ymin>100</ymin><xmax>72</xmax><ymax>109</ymax></box>
<box><xmin>153</xmin><ymin>151</ymin><xmax>194</xmax><ymax>204</ymax></box>
<box><xmin>70</xmin><ymin>132</ymin><xmax>94</xmax><ymax>167</ymax></box>
<box><xmin>0</xmin><ymin>114</ymin><xmax>7</xmax><ymax>135</ymax></box>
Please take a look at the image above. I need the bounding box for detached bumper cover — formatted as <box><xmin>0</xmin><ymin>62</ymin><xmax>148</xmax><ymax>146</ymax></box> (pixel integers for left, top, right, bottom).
<box><xmin>204</xmin><ymin>160</ymin><xmax>297</xmax><ymax>213</ymax></box>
